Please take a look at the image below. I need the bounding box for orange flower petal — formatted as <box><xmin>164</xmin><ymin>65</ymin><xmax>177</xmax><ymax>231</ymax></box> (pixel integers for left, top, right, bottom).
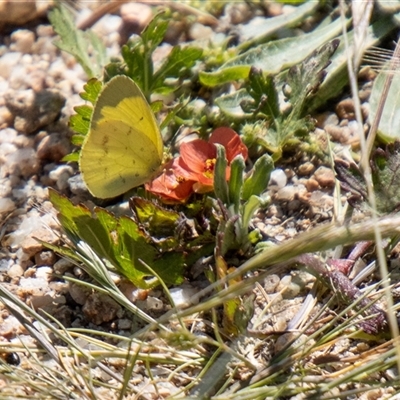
<box><xmin>180</xmin><ymin>140</ymin><xmax>216</xmax><ymax>175</ymax></box>
<box><xmin>209</xmin><ymin>127</ymin><xmax>248</xmax><ymax>162</ymax></box>
<box><xmin>145</xmin><ymin>159</ymin><xmax>195</xmax><ymax>202</ymax></box>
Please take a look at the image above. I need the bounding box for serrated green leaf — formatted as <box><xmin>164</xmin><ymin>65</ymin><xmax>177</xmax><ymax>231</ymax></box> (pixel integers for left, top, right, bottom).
<box><xmin>242</xmin><ymin>154</ymin><xmax>274</xmax><ymax>201</ymax></box>
<box><xmin>153</xmin><ymin>46</ymin><xmax>203</xmax><ymax>91</ymax></box>
<box><xmin>48</xmin><ymin>189</ymin><xmax>185</xmax><ymax>288</ymax></box>
<box><xmin>80</xmin><ymin>79</ymin><xmax>103</xmax><ymax>103</ymax></box>
<box><xmin>68</xmin><ymin>80</ymin><xmax>102</xmax><ymax>150</ymax></box>
<box><xmin>48</xmin><ymin>5</ymin><xmax>107</xmax><ymax>78</ymax></box>
<box><xmin>130</xmin><ymin>197</ymin><xmax>180</xmax><ymax>237</ymax></box>
<box><xmin>141</xmin><ymin>13</ymin><xmax>169</xmax><ymax>54</ymax></box>
<box><xmin>247</xmin><ymin>67</ymin><xmax>280</xmax><ymax>119</ymax></box>
<box><xmin>215</xmin><ymin>89</ymin><xmax>253</xmax><ymax>119</ymax></box>
<box><xmin>69</xmin><ymin>106</ymin><xmax>92</xmax><ymax>136</ymax></box>
<box><xmin>199</xmin><ymin>17</ymin><xmax>344</xmax><ymax>87</ymax></box>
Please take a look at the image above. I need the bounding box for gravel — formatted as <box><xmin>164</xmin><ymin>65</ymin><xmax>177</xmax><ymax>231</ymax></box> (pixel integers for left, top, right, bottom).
<box><xmin>0</xmin><ymin>2</ymin><xmax>387</xmax><ymax>397</ymax></box>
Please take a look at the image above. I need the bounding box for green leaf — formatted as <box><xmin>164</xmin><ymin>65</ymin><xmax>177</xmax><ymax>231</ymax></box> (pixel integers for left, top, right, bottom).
<box><xmin>220</xmin><ymin>216</ymin><xmax>240</xmax><ymax>256</ymax></box>
<box><xmin>215</xmin><ymin>89</ymin><xmax>253</xmax><ymax>119</ymax></box>
<box><xmin>69</xmin><ymin>105</ymin><xmax>91</xmax><ymax>136</ymax></box>
<box><xmin>108</xmin><ymin>13</ymin><xmax>169</xmax><ymax>97</ymax></box>
<box><xmin>247</xmin><ymin>67</ymin><xmax>280</xmax><ymax>119</ymax></box>
<box><xmin>130</xmin><ymin>197</ymin><xmax>180</xmax><ymax>238</ymax></box>
<box><xmin>214</xmin><ymin>145</ymin><xmax>229</xmax><ymax>205</ymax></box>
<box><xmin>237</xmin><ymin>1</ymin><xmax>319</xmax><ymax>52</ymax></box>
<box><xmin>242</xmin><ymin>154</ymin><xmax>274</xmax><ymax>201</ymax></box>
<box><xmin>228</xmin><ymin>155</ymin><xmax>245</xmax><ymax>213</ymax></box>
<box><xmin>242</xmin><ymin>195</ymin><xmax>263</xmax><ymax>231</ymax></box>
<box><xmin>141</xmin><ymin>13</ymin><xmax>169</xmax><ymax>54</ymax></box>
<box><xmin>308</xmin><ymin>15</ymin><xmax>397</xmax><ymax>112</ymax></box>
<box><xmin>284</xmin><ymin>39</ymin><xmax>340</xmax><ymax>118</ymax></box>
<box><xmin>62</xmin><ymin>152</ymin><xmax>79</xmax><ymax>163</ymax></box>
<box><xmin>80</xmin><ymin>79</ymin><xmax>103</xmax><ymax>104</ymax></box>
<box><xmin>369</xmin><ymin>64</ymin><xmax>400</xmax><ymax>143</ymax></box>
<box><xmin>371</xmin><ymin>144</ymin><xmax>400</xmax><ymax>214</ymax></box>
<box><xmin>69</xmin><ymin>80</ymin><xmax>102</xmax><ymax>142</ymax></box>
<box><xmin>199</xmin><ymin>16</ymin><xmax>345</xmax><ymax>87</ymax></box>
<box><xmin>48</xmin><ymin>189</ymin><xmax>185</xmax><ymax>288</ymax></box>
<box><xmin>48</xmin><ymin>5</ymin><xmax>107</xmax><ymax>78</ymax></box>
<box><xmin>153</xmin><ymin>46</ymin><xmax>203</xmax><ymax>92</ymax></box>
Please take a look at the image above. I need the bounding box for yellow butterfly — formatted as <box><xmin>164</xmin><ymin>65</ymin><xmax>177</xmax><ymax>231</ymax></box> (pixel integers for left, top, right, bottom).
<box><xmin>79</xmin><ymin>75</ymin><xmax>164</xmax><ymax>198</ymax></box>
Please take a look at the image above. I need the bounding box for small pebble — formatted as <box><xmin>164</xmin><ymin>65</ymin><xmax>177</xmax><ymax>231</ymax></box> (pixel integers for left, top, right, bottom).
<box><xmin>305</xmin><ymin>178</ymin><xmax>319</xmax><ymax>192</ymax></box>
<box><xmin>189</xmin><ymin>23</ymin><xmax>214</xmax><ymax>41</ymax></box>
<box><xmin>0</xmin><ymin>197</ymin><xmax>16</xmax><ymax>213</ymax></box>
<box><xmin>277</xmin><ymin>275</ymin><xmax>292</xmax><ymax>291</ymax></box>
<box><xmin>36</xmin><ymin>133</ymin><xmax>71</xmax><ymax>162</ymax></box>
<box><xmin>275</xmin><ymin>186</ymin><xmax>296</xmax><ymax>202</ymax></box>
<box><xmin>118</xmin><ymin>319</ymin><xmax>132</xmax><ymax>330</ymax></box>
<box><xmin>282</xmin><ymin>281</ymin><xmax>301</xmax><ymax>298</ymax></box>
<box><xmin>313</xmin><ymin>166</ymin><xmax>335</xmax><ymax>188</ymax></box>
<box><xmin>53</xmin><ymin>258</ymin><xmax>73</xmax><ymax>275</ymax></box>
<box><xmin>170</xmin><ymin>285</ymin><xmax>198</xmax><ymax>308</ymax></box>
<box><xmin>119</xmin><ymin>3</ymin><xmax>151</xmax><ymax>41</ymax></box>
<box><xmin>10</xmin><ymin>30</ymin><xmax>35</xmax><ymax>54</ymax></box>
<box><xmin>48</xmin><ymin>165</ymin><xmax>74</xmax><ymax>191</ymax></box>
<box><xmin>0</xmin><ymin>52</ymin><xmax>21</xmax><ymax>79</ymax></box>
<box><xmin>146</xmin><ymin>296</ymin><xmax>163</xmax><ymax>311</ymax></box>
<box><xmin>82</xmin><ymin>293</ymin><xmax>121</xmax><ymax>325</ymax></box>
<box><xmin>315</xmin><ymin>111</ymin><xmax>339</xmax><ymax>128</ymax></box>
<box><xmin>297</xmin><ymin>162</ymin><xmax>315</xmax><ymax>176</ymax></box>
<box><xmin>336</xmin><ymin>98</ymin><xmax>355</xmax><ymax>120</ymax></box>
<box><xmin>269</xmin><ymin>169</ymin><xmax>287</xmax><ymax>188</ymax></box>
<box><xmin>35</xmin><ymin>266</ymin><xmax>53</xmax><ymax>281</ymax></box>
<box><xmin>325</xmin><ymin>124</ymin><xmax>350</xmax><ymax>143</ymax></box>
<box><xmin>263</xmin><ymin>274</ymin><xmax>280</xmax><ymax>293</ymax></box>
<box><xmin>69</xmin><ymin>283</ymin><xmax>90</xmax><ymax>306</ymax></box>
<box><xmin>7</xmin><ymin>264</ymin><xmax>24</xmax><ymax>278</ymax></box>
<box><xmin>34</xmin><ymin>250</ymin><xmax>56</xmax><ymax>267</ymax></box>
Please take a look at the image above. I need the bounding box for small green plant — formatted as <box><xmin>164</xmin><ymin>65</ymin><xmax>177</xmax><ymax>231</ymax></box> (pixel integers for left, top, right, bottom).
<box><xmin>48</xmin><ymin>6</ymin><xmax>108</xmax><ymax>78</ymax></box>
<box><xmin>335</xmin><ymin>143</ymin><xmax>400</xmax><ymax>215</ymax></box>
<box><xmin>216</xmin><ymin>39</ymin><xmax>340</xmax><ymax>160</ymax></box>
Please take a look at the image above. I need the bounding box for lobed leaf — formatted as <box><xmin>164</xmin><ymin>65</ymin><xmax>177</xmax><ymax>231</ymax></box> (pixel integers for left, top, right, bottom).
<box><xmin>49</xmin><ymin>189</ymin><xmax>185</xmax><ymax>288</ymax></box>
<box><xmin>48</xmin><ymin>5</ymin><xmax>107</xmax><ymax>79</ymax></box>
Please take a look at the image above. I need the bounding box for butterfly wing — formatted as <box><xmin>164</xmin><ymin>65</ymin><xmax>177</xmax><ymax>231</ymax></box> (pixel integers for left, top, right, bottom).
<box><xmin>80</xmin><ymin>76</ymin><xmax>163</xmax><ymax>198</ymax></box>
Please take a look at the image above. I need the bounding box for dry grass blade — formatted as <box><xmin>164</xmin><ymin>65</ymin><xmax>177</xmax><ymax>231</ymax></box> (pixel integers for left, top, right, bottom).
<box><xmin>363</xmin><ymin>46</ymin><xmax>400</xmax><ymax>73</ymax></box>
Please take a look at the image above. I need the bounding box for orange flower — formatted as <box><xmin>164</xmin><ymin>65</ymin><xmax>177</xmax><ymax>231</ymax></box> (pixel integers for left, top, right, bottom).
<box><xmin>180</xmin><ymin>127</ymin><xmax>248</xmax><ymax>193</ymax></box>
<box><xmin>179</xmin><ymin>139</ymin><xmax>217</xmax><ymax>191</ymax></box>
<box><xmin>145</xmin><ymin>158</ymin><xmax>195</xmax><ymax>202</ymax></box>
<box><xmin>146</xmin><ymin>127</ymin><xmax>248</xmax><ymax>202</ymax></box>
<box><xmin>209</xmin><ymin>127</ymin><xmax>248</xmax><ymax>162</ymax></box>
